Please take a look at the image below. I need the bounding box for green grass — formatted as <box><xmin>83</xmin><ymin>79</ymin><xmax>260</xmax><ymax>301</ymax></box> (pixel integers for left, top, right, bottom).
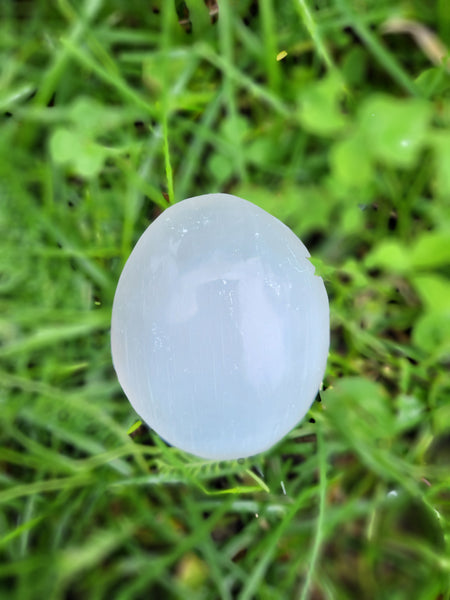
<box><xmin>1</xmin><ymin>0</ymin><xmax>450</xmax><ymax>598</ymax></box>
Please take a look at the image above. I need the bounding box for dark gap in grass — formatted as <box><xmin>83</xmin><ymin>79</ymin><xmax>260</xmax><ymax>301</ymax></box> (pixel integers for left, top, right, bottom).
<box><xmin>229</xmin><ymin>580</ymin><xmax>243</xmax><ymax>596</ymax></box>
<box><xmin>133</xmin><ymin>120</ymin><xmax>148</xmax><ymax>137</ymax></box>
<box><xmin>211</xmin><ymin>513</ymin><xmax>247</xmax><ymax>543</ymax></box>
<box><xmin>283</xmin><ymin>452</ymin><xmax>315</xmax><ymax>476</ymax></box>
<box><xmin>333</xmin><ymin>324</ymin><xmax>350</xmax><ymax>357</ymax></box>
<box><xmin>388</xmin><ymin>210</ymin><xmax>398</xmax><ymax>231</ymax></box>
<box><xmin>427</xmin><ymin>433</ymin><xmax>450</xmax><ymax>466</ymax></box>
<box><xmin>341</xmin><ymin>27</ymin><xmax>411</xmax><ymax>95</ymax></box>
<box><xmin>302</xmin><ymin>230</ymin><xmax>325</xmax><ymax>252</ymax></box>
<box><xmin>175</xmin><ymin>1</ymin><xmax>192</xmax><ymax>34</ymax></box>
<box><xmin>242</xmin><ymin>0</ymin><xmax>259</xmax><ymax>27</ymax></box>
<box><xmin>47</xmin><ymin>92</ymin><xmax>56</xmax><ymax>108</ymax></box>
<box><xmin>128</xmin><ymin>421</ymin><xmax>153</xmax><ymax>445</ymax></box>
<box><xmin>337</xmin><ymin>270</ymin><xmax>352</xmax><ymax>284</ymax></box>
<box><xmin>383</xmin><ymin>35</ymin><xmax>430</xmax><ymax>77</ymax></box>
<box><xmin>204</xmin><ymin>0</ymin><xmax>219</xmax><ymax>25</ymax></box>
<box><xmin>367</xmin><ymin>268</ymin><xmax>381</xmax><ymax>278</ymax></box>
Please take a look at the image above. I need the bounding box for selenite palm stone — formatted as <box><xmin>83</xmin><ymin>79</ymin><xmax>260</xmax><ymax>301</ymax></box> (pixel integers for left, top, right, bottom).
<box><xmin>111</xmin><ymin>193</ymin><xmax>329</xmax><ymax>460</ymax></box>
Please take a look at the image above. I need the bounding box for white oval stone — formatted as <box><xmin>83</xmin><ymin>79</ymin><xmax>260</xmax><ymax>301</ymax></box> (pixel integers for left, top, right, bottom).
<box><xmin>111</xmin><ymin>193</ymin><xmax>329</xmax><ymax>460</ymax></box>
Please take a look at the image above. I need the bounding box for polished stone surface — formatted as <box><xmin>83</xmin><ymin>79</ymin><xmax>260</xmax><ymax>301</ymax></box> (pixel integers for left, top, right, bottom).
<box><xmin>111</xmin><ymin>194</ymin><xmax>329</xmax><ymax>459</ymax></box>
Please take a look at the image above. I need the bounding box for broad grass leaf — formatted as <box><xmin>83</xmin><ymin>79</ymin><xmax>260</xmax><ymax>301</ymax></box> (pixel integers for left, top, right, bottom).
<box><xmin>50</xmin><ymin>128</ymin><xmax>81</xmax><ymax>164</ymax></box>
<box><xmin>68</xmin><ymin>97</ymin><xmax>125</xmax><ymax>135</ymax></box>
<box><xmin>394</xmin><ymin>394</ymin><xmax>425</xmax><ymax>432</ymax></box>
<box><xmin>235</xmin><ymin>184</ymin><xmax>334</xmax><ymax>236</ymax></box>
<box><xmin>330</xmin><ymin>131</ymin><xmax>373</xmax><ymax>188</ymax></box>
<box><xmin>412</xmin><ymin>311</ymin><xmax>450</xmax><ymax>358</ymax></box>
<box><xmin>298</xmin><ymin>74</ymin><xmax>347</xmax><ymax>136</ymax></box>
<box><xmin>323</xmin><ymin>378</ymin><xmax>414</xmax><ymax>485</ymax></box>
<box><xmin>208</xmin><ymin>153</ymin><xmax>234</xmax><ymax>184</ymax></box>
<box><xmin>364</xmin><ymin>240</ymin><xmax>411</xmax><ymax>272</ymax></box>
<box><xmin>412</xmin><ymin>274</ymin><xmax>450</xmax><ymax>313</ymax></box>
<box><xmin>49</xmin><ymin>128</ymin><xmax>107</xmax><ymax>178</ymax></box>
<box><xmin>359</xmin><ymin>95</ymin><xmax>431</xmax><ymax>168</ymax></box>
<box><xmin>415</xmin><ymin>67</ymin><xmax>450</xmax><ymax>99</ymax></box>
<box><xmin>411</xmin><ymin>231</ymin><xmax>450</xmax><ymax>269</ymax></box>
<box><xmin>365</xmin><ymin>232</ymin><xmax>450</xmax><ymax>274</ymax></box>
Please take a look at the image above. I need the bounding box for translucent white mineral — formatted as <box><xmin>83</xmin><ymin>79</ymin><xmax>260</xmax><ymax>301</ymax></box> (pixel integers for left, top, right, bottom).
<box><xmin>111</xmin><ymin>193</ymin><xmax>329</xmax><ymax>460</ymax></box>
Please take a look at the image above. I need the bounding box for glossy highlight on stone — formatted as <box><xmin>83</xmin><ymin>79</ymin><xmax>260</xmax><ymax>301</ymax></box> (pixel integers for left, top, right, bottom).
<box><xmin>111</xmin><ymin>193</ymin><xmax>329</xmax><ymax>460</ymax></box>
